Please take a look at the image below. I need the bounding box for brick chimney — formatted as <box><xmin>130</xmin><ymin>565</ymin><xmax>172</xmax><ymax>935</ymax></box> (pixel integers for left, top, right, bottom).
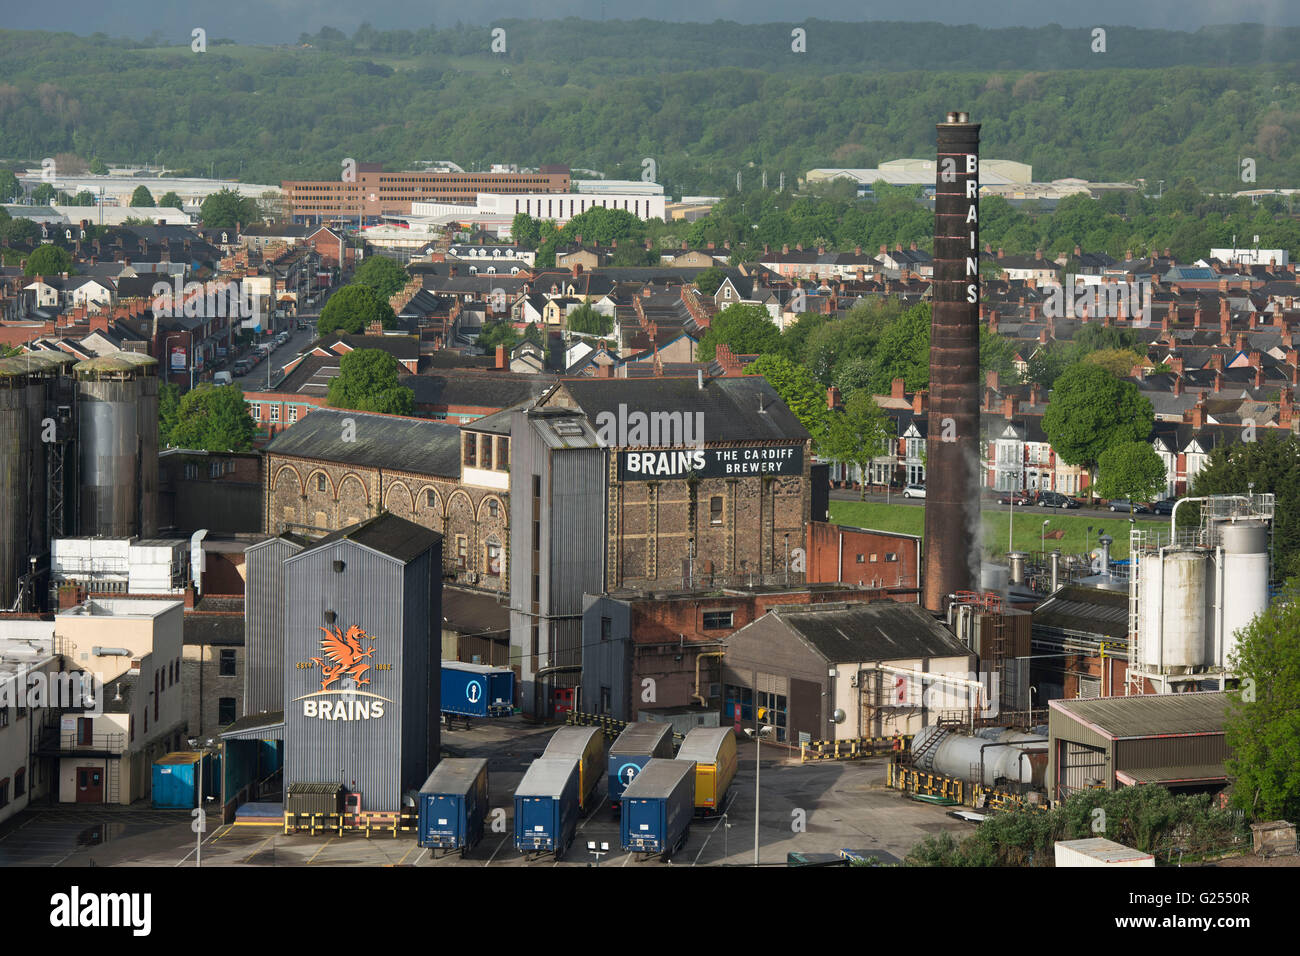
<box><xmin>571</xmin><ymin>263</ymin><xmax>580</xmax><ymax>278</ymax></box>
<box><xmin>1030</xmin><ymin>384</ymin><xmax>1043</xmax><ymax>406</ymax></box>
<box><xmin>1170</xmin><ymin>355</ymin><xmax>1184</xmax><ymax>373</ymax></box>
<box><xmin>989</xmin><ymin>309</ymin><xmax>999</xmax><ymax>334</ymax></box>
<box><xmin>1210</xmin><ymin>353</ymin><xmax>1225</xmax><ymax>371</ymax></box>
<box><xmin>1039</xmin><ymin>328</ymin><xmax>1048</xmax><ymax>344</ymax></box>
<box><xmin>1193</xmin><ymin>303</ymin><xmax>1203</xmax><ymax>329</ymax></box>
<box><xmin>1172</xmin><ymin>376</ymin><xmax>1183</xmax><ymax>397</ymax></box>
<box><xmin>891</xmin><ymin>377</ymin><xmax>905</xmax><ymax>400</ymax></box>
<box><xmin>1003</xmin><ymin>394</ymin><xmax>1020</xmax><ymax>418</ymax></box>
<box><xmin>496</xmin><ymin>344</ymin><xmax>506</xmax><ymax>369</ymax></box>
<box><xmin>986</xmin><ymin>369</ymin><xmax>999</xmax><ymax>390</ymax></box>
<box><xmin>449</xmin><ymin>265</ymin><xmax>457</xmax><ymax>277</ymax></box>
<box><xmin>1213</xmin><ymin>370</ymin><xmax>1224</xmax><ymax>393</ymax></box>
<box><xmin>827</xmin><ymin>386</ymin><xmax>841</xmax><ymax>410</ymax></box>
<box><xmin>1221</xmin><ymin>301</ymin><xmax>1232</xmax><ymax>336</ymax></box>
<box><xmin>912</xmin><ymin>390</ymin><xmax>927</xmax><ymax>415</ymax></box>
<box><xmin>1188</xmin><ymin>396</ymin><xmax>1207</xmax><ymax>428</ymax></box>
<box><xmin>1254</xmin><ymin>365</ymin><xmax>1265</xmax><ymax>388</ymax></box>
<box><xmin>1279</xmin><ymin>388</ymin><xmax>1295</xmax><ymax>427</ymax></box>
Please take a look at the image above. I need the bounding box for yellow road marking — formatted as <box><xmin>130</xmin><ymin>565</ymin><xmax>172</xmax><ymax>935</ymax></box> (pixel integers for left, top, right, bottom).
<box><xmin>307</xmin><ymin>838</ymin><xmax>335</xmax><ymax>864</ymax></box>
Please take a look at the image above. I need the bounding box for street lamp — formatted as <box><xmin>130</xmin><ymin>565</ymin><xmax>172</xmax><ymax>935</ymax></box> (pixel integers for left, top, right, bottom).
<box><xmin>187</xmin><ymin>736</ymin><xmax>216</xmax><ymax>868</ymax></box>
<box><xmin>783</xmin><ymin>532</ymin><xmax>790</xmax><ymax>585</ymax></box>
<box><xmin>1086</xmin><ymin>525</ymin><xmax>1093</xmax><ymax>559</ymax></box>
<box><xmin>1041</xmin><ymin>519</ymin><xmax>1050</xmax><ymax>555</ymax></box>
<box><xmin>586</xmin><ymin>840</ymin><xmax>609</xmax><ymax>867</ymax></box>
<box><xmin>744</xmin><ymin>717</ymin><xmax>774</xmax><ymax>867</ymax></box>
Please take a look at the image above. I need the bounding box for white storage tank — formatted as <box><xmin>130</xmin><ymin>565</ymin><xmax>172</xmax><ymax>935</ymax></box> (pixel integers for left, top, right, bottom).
<box><xmin>1220</xmin><ymin>521</ymin><xmax>1269</xmax><ymax>668</ymax></box>
<box><xmin>1139</xmin><ymin>549</ymin><xmax>1210</xmax><ymax>672</ymax></box>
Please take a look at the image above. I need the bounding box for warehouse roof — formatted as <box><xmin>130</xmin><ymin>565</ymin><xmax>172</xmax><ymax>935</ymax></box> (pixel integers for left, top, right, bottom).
<box><xmin>1049</xmin><ymin>691</ymin><xmax>1229</xmax><ymax>740</ymax></box>
<box><xmin>265</xmin><ymin>408</ymin><xmax>461</xmax><ymax>477</ymax></box>
<box><xmin>218</xmin><ymin>710</ymin><xmax>285</xmax><ymax>741</ymax></box>
<box><xmin>1115</xmin><ymin>765</ymin><xmax>1229</xmax><ymax>785</ymax></box>
<box><xmin>766</xmin><ymin>602</ymin><xmax>970</xmax><ymax>663</ymax></box>
<box><xmin>1033</xmin><ymin>586</ymin><xmax>1129</xmax><ymax>640</ymax></box>
<box><xmin>556</xmin><ymin>376</ymin><xmax>809</xmax><ymax>443</ymax></box>
<box><xmin>298</xmin><ymin>513</ymin><xmax>442</xmax><ymax>565</ymax></box>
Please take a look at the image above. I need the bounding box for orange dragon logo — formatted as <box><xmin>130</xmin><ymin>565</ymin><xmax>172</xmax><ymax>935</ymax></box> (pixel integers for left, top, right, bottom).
<box><xmin>312</xmin><ymin>625</ymin><xmax>377</xmax><ymax>692</ymax></box>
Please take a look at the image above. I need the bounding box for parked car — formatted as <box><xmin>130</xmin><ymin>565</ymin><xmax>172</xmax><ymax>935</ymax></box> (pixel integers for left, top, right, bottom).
<box><xmin>902</xmin><ymin>484</ymin><xmax>926</xmax><ymax>499</ymax></box>
<box><xmin>1151</xmin><ymin>499</ymin><xmax>1178</xmax><ymax>515</ymax></box>
<box><xmin>232</xmin><ymin>360</ymin><xmax>251</xmax><ymax>376</ymax></box>
<box><xmin>212</xmin><ymin>371</ymin><xmax>233</xmax><ymax>386</ymax></box>
<box><xmin>1035</xmin><ymin>491</ymin><xmax>1080</xmax><ymax>509</ymax></box>
<box><xmin>1107</xmin><ymin>499</ymin><xmax>1152</xmax><ymax>514</ymax></box>
<box><xmin>996</xmin><ymin>492</ymin><xmax>1033</xmax><ymax>506</ymax></box>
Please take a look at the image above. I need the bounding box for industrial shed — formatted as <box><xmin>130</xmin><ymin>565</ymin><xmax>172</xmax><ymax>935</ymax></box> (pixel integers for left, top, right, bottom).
<box><xmin>1048</xmin><ymin>691</ymin><xmax>1230</xmax><ymax>802</ymax></box>
<box><xmin>722</xmin><ymin>602</ymin><xmax>976</xmax><ymax>743</ymax></box>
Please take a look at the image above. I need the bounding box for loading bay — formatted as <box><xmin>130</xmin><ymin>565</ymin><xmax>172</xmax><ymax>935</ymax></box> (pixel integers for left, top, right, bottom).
<box><xmin>0</xmin><ymin>720</ymin><xmax>972</xmax><ymax>867</ymax></box>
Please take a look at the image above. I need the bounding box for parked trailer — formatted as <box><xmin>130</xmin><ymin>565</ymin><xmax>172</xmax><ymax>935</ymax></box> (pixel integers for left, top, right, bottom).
<box><xmin>543</xmin><ymin>726</ymin><xmax>607</xmax><ymax>812</ymax></box>
<box><xmin>607</xmin><ymin>721</ymin><xmax>675</xmax><ymax>807</ymax></box>
<box><xmin>620</xmin><ymin>758</ymin><xmax>696</xmax><ymax>859</ymax></box>
<box><xmin>441</xmin><ymin>661</ymin><xmax>515</xmax><ymax>718</ymax></box>
<box><xmin>418</xmin><ymin>758</ymin><xmax>489</xmax><ymax>855</ymax></box>
<box><xmin>514</xmin><ymin>757</ymin><xmax>580</xmax><ymax>860</ymax></box>
<box><xmin>675</xmin><ymin>727</ymin><xmax>738</xmax><ymax>815</ymax></box>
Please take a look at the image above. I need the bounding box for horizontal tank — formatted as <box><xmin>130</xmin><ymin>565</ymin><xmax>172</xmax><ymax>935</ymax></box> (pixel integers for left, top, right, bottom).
<box><xmin>1138</xmin><ymin>549</ymin><xmax>1209</xmax><ymax>673</ymax></box>
<box><xmin>911</xmin><ymin>725</ymin><xmax>1047</xmax><ymax>788</ymax></box>
<box><xmin>1220</xmin><ymin>521</ymin><xmax>1269</xmax><ymax>669</ymax></box>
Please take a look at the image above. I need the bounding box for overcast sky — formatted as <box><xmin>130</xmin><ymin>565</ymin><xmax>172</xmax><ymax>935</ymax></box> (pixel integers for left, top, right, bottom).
<box><xmin>8</xmin><ymin>1</ymin><xmax>1297</xmax><ymax>44</ymax></box>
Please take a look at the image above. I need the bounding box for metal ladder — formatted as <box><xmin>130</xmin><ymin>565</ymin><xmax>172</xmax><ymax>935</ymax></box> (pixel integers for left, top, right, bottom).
<box><xmin>909</xmin><ymin>727</ymin><xmax>947</xmax><ymax>766</ymax></box>
<box><xmin>105</xmin><ymin>759</ymin><xmax>121</xmax><ymax>805</ymax></box>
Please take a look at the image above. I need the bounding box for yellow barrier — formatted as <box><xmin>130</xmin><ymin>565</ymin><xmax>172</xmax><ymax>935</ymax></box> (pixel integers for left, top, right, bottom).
<box><xmin>884</xmin><ymin>762</ymin><xmax>1046</xmax><ymax>812</ymax></box>
<box><xmin>799</xmin><ymin>734</ymin><xmax>914</xmax><ymax>762</ymax></box>
<box><xmin>283</xmin><ymin>810</ymin><xmax>418</xmax><ymax>837</ymax></box>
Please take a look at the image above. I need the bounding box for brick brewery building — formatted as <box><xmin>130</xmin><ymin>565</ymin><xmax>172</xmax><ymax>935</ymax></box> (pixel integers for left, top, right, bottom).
<box><xmin>281</xmin><ymin>163</ymin><xmax>571</xmax><ymax>224</ymax></box>
<box><xmin>508</xmin><ymin>376</ymin><xmax>813</xmax><ymax>717</ymax></box>
<box><xmin>263</xmin><ymin>409</ymin><xmax>510</xmax><ymax>591</ymax></box>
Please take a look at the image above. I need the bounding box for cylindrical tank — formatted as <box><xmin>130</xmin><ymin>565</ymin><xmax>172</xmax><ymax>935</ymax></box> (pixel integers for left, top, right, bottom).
<box><xmin>122</xmin><ymin>353</ymin><xmax>160</xmax><ymax>537</ymax></box>
<box><xmin>76</xmin><ymin>354</ymin><xmax>146</xmax><ymax>538</ymax></box>
<box><xmin>980</xmin><ymin>562</ymin><xmax>1008</xmax><ymax>593</ymax></box>
<box><xmin>1137</xmin><ymin>549</ymin><xmax>1164</xmax><ymax>669</ymax></box>
<box><xmin>911</xmin><ymin>725</ymin><xmax>1047</xmax><ymax>787</ymax></box>
<box><xmin>1220</xmin><ymin>521</ymin><xmax>1269</xmax><ymax>668</ymax></box>
<box><xmin>1007</xmin><ymin>551</ymin><xmax>1027</xmax><ymax>585</ymax></box>
<box><xmin>0</xmin><ymin>360</ymin><xmax>34</xmax><ymax>609</ymax></box>
<box><xmin>1138</xmin><ymin>549</ymin><xmax>1210</xmax><ymax>672</ymax></box>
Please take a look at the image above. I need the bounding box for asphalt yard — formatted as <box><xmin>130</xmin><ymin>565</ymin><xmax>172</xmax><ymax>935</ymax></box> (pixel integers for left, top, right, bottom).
<box><xmin>0</xmin><ymin>719</ymin><xmax>973</xmax><ymax>867</ymax></box>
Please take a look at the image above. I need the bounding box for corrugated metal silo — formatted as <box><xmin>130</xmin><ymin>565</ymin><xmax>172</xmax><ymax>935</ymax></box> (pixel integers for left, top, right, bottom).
<box><xmin>0</xmin><ymin>359</ymin><xmax>34</xmax><ymax>609</ymax></box>
<box><xmin>74</xmin><ymin>352</ymin><xmax>156</xmax><ymax>538</ymax></box>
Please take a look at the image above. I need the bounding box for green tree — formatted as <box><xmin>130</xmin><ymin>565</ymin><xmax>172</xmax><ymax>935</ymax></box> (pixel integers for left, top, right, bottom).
<box><xmin>129</xmin><ymin>185</ymin><xmax>156</xmax><ymax>207</ymax></box>
<box><xmin>820</xmin><ymin>391</ymin><xmax>895</xmax><ymax>498</ymax></box>
<box><xmin>325</xmin><ymin>348</ymin><xmax>415</xmax><ymax>414</ymax></box>
<box><xmin>158</xmin><ymin>382</ymin><xmax>181</xmax><ymax>446</ymax></box>
<box><xmin>522</xmin><ymin>322</ymin><xmax>544</xmax><ymax>346</ymax></box>
<box><xmin>352</xmin><ymin>255</ymin><xmax>409</xmax><ymax>299</ymax></box>
<box><xmin>1224</xmin><ymin>592</ymin><xmax>1300</xmax><ymax>821</ymax></box>
<box><xmin>510</xmin><ymin>213</ymin><xmax>542</xmax><ymax>249</ymax></box>
<box><xmin>1191</xmin><ymin>433</ymin><xmax>1300</xmax><ymax>583</ymax></box>
<box><xmin>744</xmin><ymin>354</ymin><xmax>828</xmax><ymax>440</ymax></box>
<box><xmin>317</xmin><ymin>284</ymin><xmax>396</xmax><ymax>336</ymax></box>
<box><xmin>1041</xmin><ymin>364</ymin><xmax>1154</xmax><ymax>497</ymax></box>
<box><xmin>979</xmin><ymin>325</ymin><xmax>1020</xmax><ymax>380</ymax></box>
<box><xmin>70</xmin><ymin>190</ymin><xmax>96</xmax><ymax>206</ymax></box>
<box><xmin>89</xmin><ymin>157</ymin><xmax>108</xmax><ymax>175</ymax></box>
<box><xmin>200</xmin><ymin>188</ymin><xmax>260</xmax><ymax>228</ymax></box>
<box><xmin>1083</xmin><ymin>348</ymin><xmax>1144</xmax><ymax>378</ymax></box>
<box><xmin>32</xmin><ymin>182</ymin><xmax>56</xmax><ymax>205</ymax></box>
<box><xmin>24</xmin><ymin>244</ymin><xmax>74</xmax><ymax>276</ymax></box>
<box><xmin>170</xmin><ymin>385</ymin><xmax>256</xmax><ymax>451</ymax></box>
<box><xmin>696</xmin><ymin>304</ymin><xmax>781</xmax><ymax>362</ymax></box>
<box><xmin>476</xmin><ymin>320</ymin><xmax>519</xmax><ymax>352</ymax></box>
<box><xmin>694</xmin><ymin>266</ymin><xmax>727</xmax><ymax>296</ymax></box>
<box><xmin>565</xmin><ymin>303</ymin><xmax>612</xmax><ymax>336</ymax></box>
<box><xmin>0</xmin><ymin>170</ymin><xmax>21</xmax><ymax>202</ymax></box>
<box><xmin>1093</xmin><ymin>440</ymin><xmax>1168</xmax><ymax>507</ymax></box>
<box><xmin>0</xmin><ymin>218</ymin><xmax>41</xmax><ymax>244</ymax></box>
<box><xmin>865</xmin><ymin>302</ymin><xmax>931</xmax><ymax>394</ymax></box>
<box><xmin>1023</xmin><ymin>341</ymin><xmax>1074</xmax><ymax>389</ymax></box>
<box><xmin>158</xmin><ymin>191</ymin><xmax>184</xmax><ymax>209</ymax></box>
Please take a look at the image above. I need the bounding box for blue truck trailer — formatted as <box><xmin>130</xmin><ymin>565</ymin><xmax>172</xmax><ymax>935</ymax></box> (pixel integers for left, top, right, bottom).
<box><xmin>514</xmin><ymin>756</ymin><xmax>580</xmax><ymax>860</ymax></box>
<box><xmin>418</xmin><ymin>758</ymin><xmax>490</xmax><ymax>855</ymax></box>
<box><xmin>619</xmin><ymin>758</ymin><xmax>696</xmax><ymax>860</ymax></box>
<box><xmin>441</xmin><ymin>661</ymin><xmax>515</xmax><ymax>718</ymax></box>
<box><xmin>607</xmin><ymin>721</ymin><xmax>675</xmax><ymax>807</ymax></box>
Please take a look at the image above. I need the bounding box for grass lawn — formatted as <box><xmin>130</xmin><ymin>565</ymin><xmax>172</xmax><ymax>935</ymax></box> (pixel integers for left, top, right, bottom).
<box><xmin>828</xmin><ymin>500</ymin><xmax>1165</xmax><ymax>560</ymax></box>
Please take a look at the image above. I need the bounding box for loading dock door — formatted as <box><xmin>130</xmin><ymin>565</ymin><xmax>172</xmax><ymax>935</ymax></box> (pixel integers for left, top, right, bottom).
<box><xmin>1055</xmin><ymin>739</ymin><xmax>1108</xmax><ymax>801</ymax></box>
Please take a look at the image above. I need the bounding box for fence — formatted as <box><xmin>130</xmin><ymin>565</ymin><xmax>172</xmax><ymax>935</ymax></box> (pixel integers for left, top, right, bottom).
<box><xmin>799</xmin><ymin>735</ymin><xmax>913</xmax><ymax>762</ymax></box>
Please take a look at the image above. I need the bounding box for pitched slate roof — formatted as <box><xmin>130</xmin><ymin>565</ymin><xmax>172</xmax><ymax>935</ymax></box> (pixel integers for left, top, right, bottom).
<box><xmin>296</xmin><ymin>512</ymin><xmax>442</xmax><ymax>564</ymax></box>
<box><xmin>402</xmin><ymin>370</ymin><xmax>555</xmax><ymax>410</ymax></box>
<box><xmin>266</xmin><ymin>408</ymin><xmax>461</xmax><ymax>477</ymax></box>
<box><xmin>761</xmin><ymin>602</ymin><xmax>969</xmax><ymax>663</ymax></box>
<box><xmin>557</xmin><ymin>375</ymin><xmax>809</xmax><ymax>442</ymax></box>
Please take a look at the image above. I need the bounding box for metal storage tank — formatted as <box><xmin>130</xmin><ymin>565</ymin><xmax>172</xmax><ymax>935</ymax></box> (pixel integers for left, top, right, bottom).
<box><xmin>911</xmin><ymin>724</ymin><xmax>1047</xmax><ymax>787</ymax></box>
<box><xmin>1138</xmin><ymin>549</ymin><xmax>1210</xmax><ymax>672</ymax></box>
<box><xmin>1220</xmin><ymin>521</ymin><xmax>1269</xmax><ymax>667</ymax></box>
<box><xmin>0</xmin><ymin>359</ymin><xmax>34</xmax><ymax>609</ymax></box>
<box><xmin>75</xmin><ymin>354</ymin><xmax>147</xmax><ymax>538</ymax></box>
<box><xmin>119</xmin><ymin>352</ymin><xmax>159</xmax><ymax>537</ymax></box>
